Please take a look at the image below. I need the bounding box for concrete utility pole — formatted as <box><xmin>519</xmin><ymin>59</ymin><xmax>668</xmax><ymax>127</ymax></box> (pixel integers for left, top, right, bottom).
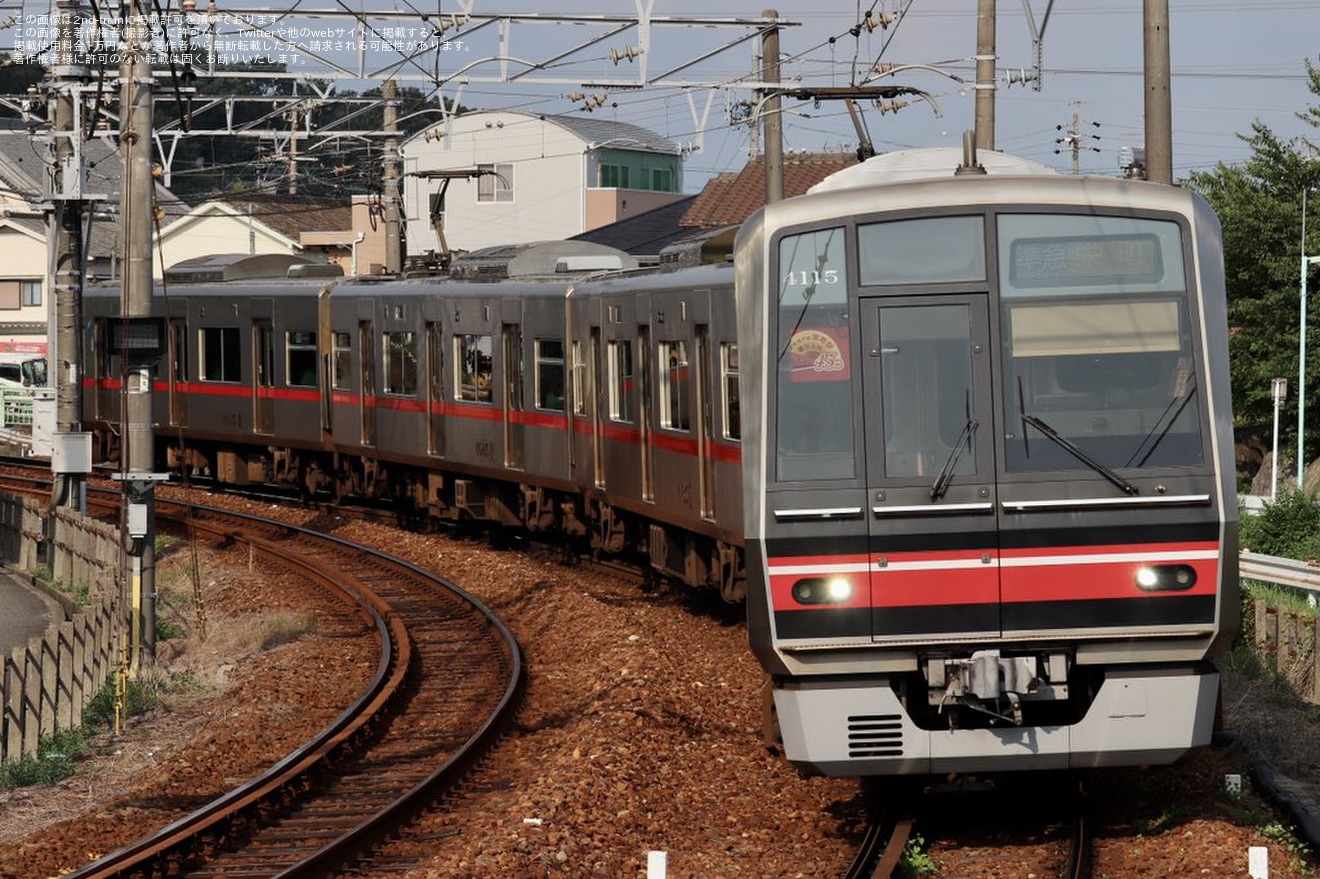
<box><xmin>974</xmin><ymin>0</ymin><xmax>996</xmax><ymax>152</ymax></box>
<box><xmin>49</xmin><ymin>0</ymin><xmax>92</xmax><ymax>519</ymax></box>
<box><xmin>118</xmin><ymin>0</ymin><xmax>160</xmax><ymax>668</ymax></box>
<box><xmin>383</xmin><ymin>79</ymin><xmax>402</xmax><ymax>273</ymax></box>
<box><xmin>761</xmin><ymin>9</ymin><xmax>783</xmax><ymax>205</ymax></box>
<box><xmin>1056</xmin><ymin>110</ymin><xmax>1101</xmax><ymax>175</ymax></box>
<box><xmin>1143</xmin><ymin>0</ymin><xmax>1172</xmax><ymax>184</ymax></box>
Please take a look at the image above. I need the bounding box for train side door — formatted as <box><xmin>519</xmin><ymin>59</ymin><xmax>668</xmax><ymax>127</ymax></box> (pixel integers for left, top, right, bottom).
<box><xmin>253</xmin><ymin>319</ymin><xmax>274</xmax><ymax>435</ymax></box>
<box><xmin>426</xmin><ymin>320</ymin><xmax>445</xmax><ymax>457</ymax></box>
<box><xmin>859</xmin><ymin>296</ymin><xmax>1000</xmax><ymax>642</ymax></box>
<box><xmin>502</xmin><ymin>322</ymin><xmax>524</xmax><ymax>470</ymax></box>
<box><xmin>168</xmin><ymin>317</ymin><xmax>186</xmax><ymax>427</ymax></box>
<box><xmin>359</xmin><ymin>320</ymin><xmax>376</xmax><ymax>446</ymax></box>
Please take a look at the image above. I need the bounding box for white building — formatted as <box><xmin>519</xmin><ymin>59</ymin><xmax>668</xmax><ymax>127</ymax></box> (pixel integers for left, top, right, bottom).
<box><xmin>401</xmin><ymin>110</ymin><xmax>687</xmax><ymax>256</ymax></box>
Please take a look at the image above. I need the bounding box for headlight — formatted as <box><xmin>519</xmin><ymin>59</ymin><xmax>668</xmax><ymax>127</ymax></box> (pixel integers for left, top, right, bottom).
<box><xmin>1135</xmin><ymin>564</ymin><xmax>1197</xmax><ymax>591</ymax></box>
<box><xmin>792</xmin><ymin>577</ymin><xmax>855</xmax><ymax>604</ymax></box>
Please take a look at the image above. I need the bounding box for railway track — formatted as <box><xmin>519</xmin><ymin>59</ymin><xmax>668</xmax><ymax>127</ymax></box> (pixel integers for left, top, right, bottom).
<box><xmin>28</xmin><ymin>488</ymin><xmax>528</xmax><ymax>878</ymax></box>
<box><xmin>845</xmin><ymin>775</ymin><xmax>1093</xmax><ymax>879</ymax></box>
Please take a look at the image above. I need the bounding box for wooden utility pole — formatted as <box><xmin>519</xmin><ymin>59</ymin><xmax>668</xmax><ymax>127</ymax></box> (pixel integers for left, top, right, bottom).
<box><xmin>974</xmin><ymin>0</ymin><xmax>996</xmax><ymax>152</ymax></box>
<box><xmin>1143</xmin><ymin>0</ymin><xmax>1172</xmax><ymax>184</ymax></box>
<box><xmin>761</xmin><ymin>9</ymin><xmax>783</xmax><ymax>204</ymax></box>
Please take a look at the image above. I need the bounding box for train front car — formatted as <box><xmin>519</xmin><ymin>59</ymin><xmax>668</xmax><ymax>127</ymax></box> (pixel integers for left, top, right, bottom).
<box><xmin>737</xmin><ymin>155</ymin><xmax>1237</xmax><ymax>777</ymax></box>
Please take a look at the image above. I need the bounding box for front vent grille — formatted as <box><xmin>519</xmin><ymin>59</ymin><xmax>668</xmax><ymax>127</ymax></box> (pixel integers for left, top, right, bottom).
<box><xmin>847</xmin><ymin>713</ymin><xmax>905</xmax><ymax>757</ymax></box>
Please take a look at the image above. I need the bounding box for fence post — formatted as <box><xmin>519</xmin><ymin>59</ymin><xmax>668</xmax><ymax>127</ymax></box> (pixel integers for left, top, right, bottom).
<box><xmin>21</xmin><ymin>637</ymin><xmax>40</xmax><ymax>757</ymax></box>
<box><xmin>3</xmin><ymin>650</ymin><xmax>20</xmax><ymax>763</ymax></box>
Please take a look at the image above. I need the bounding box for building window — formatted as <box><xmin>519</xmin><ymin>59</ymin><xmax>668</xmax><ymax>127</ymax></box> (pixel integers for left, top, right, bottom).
<box><xmin>332</xmin><ymin>331</ymin><xmax>352</xmax><ymax>390</ymax></box>
<box><xmin>649</xmin><ymin>167</ymin><xmax>673</xmax><ymax>192</ymax></box>
<box><xmin>535</xmin><ymin>339</ymin><xmax>565</xmax><ymax>411</ymax></box>
<box><xmin>0</xmin><ymin>280</ymin><xmax>40</xmax><ymax>310</ymax></box>
<box><xmin>600</xmin><ymin>164</ymin><xmax>631</xmax><ymax>188</ymax></box>
<box><xmin>456</xmin><ymin>333</ymin><xmax>493</xmax><ymax>402</ymax></box>
<box><xmin>477</xmin><ymin>163</ymin><xmax>513</xmax><ymax>203</ymax></box>
<box><xmin>722</xmin><ymin>343</ymin><xmax>740</xmax><ymax>441</ymax></box>
<box><xmin>199</xmin><ymin>326</ymin><xmax>241</xmax><ymax>382</ymax></box>
<box><xmin>286</xmin><ymin>330</ymin><xmax>317</xmax><ymax>387</ymax></box>
<box><xmin>20</xmin><ymin>281</ymin><xmax>41</xmax><ymax>307</ymax></box>
<box><xmin>607</xmin><ymin>339</ymin><xmax>633</xmax><ymax>423</ymax></box>
<box><xmin>383</xmin><ymin>331</ymin><xmax>418</xmax><ymax>396</ymax></box>
<box><xmin>659</xmin><ymin>340</ymin><xmax>690</xmax><ymax>431</ymax></box>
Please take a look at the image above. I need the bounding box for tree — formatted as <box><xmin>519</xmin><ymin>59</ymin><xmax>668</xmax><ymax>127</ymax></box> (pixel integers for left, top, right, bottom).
<box><xmin>1184</xmin><ymin>57</ymin><xmax>1320</xmax><ymax>471</ymax></box>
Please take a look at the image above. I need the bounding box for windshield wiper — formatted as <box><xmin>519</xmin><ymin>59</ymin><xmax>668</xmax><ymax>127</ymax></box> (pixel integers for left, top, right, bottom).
<box><xmin>1020</xmin><ymin>412</ymin><xmax>1139</xmax><ymax>496</ymax></box>
<box><xmin>931</xmin><ymin>418</ymin><xmax>977</xmax><ymax>501</ymax></box>
<box><xmin>1126</xmin><ymin>377</ymin><xmax>1197</xmax><ymax>468</ymax></box>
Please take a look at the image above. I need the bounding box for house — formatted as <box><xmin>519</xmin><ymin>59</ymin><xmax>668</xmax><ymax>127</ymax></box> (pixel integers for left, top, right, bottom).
<box><xmin>401</xmin><ymin>110</ymin><xmax>688</xmax><ymax>257</ymax></box>
<box><xmin>0</xmin><ymin>129</ymin><xmax>189</xmax><ymax>356</ymax></box>
<box><xmin>156</xmin><ymin>193</ymin><xmax>388</xmax><ymax>276</ymax></box>
<box><xmin>575</xmin><ymin>151</ymin><xmax>859</xmax><ymax>267</ymax></box>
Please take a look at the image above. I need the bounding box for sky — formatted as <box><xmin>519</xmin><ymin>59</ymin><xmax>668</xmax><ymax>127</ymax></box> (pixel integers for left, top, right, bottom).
<box><xmin>366</xmin><ymin>0</ymin><xmax>1320</xmax><ymax>190</ymax></box>
<box><xmin>6</xmin><ymin>0</ymin><xmax>1317</xmax><ymax>191</ymax></box>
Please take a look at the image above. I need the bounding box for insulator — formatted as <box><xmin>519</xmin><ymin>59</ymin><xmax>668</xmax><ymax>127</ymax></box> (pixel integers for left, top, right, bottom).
<box><xmin>609</xmin><ymin>45</ymin><xmax>641</xmax><ymax>65</ymax></box>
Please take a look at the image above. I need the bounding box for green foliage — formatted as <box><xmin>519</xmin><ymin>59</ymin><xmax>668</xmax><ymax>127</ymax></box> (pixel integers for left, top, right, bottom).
<box><xmin>156</xmin><ymin>617</ymin><xmax>186</xmax><ymax>641</ymax></box>
<box><xmin>0</xmin><ymin>727</ymin><xmax>93</xmax><ymax>788</ymax></box>
<box><xmin>83</xmin><ymin>674</ymin><xmax>161</xmax><ymax>729</ymax></box>
<box><xmin>1239</xmin><ymin>491</ymin><xmax>1320</xmax><ymax>560</ymax></box>
<box><xmin>898</xmin><ymin>835</ymin><xmax>938</xmax><ymax>877</ymax></box>
<box><xmin>1183</xmin><ymin>60</ymin><xmax>1320</xmax><ymax>452</ymax></box>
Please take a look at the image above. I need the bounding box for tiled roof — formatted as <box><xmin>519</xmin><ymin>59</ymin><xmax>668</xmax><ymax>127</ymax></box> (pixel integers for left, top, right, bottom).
<box><xmin>680</xmin><ymin>152</ymin><xmax>858</xmax><ymax>229</ymax></box>
<box><xmin>0</xmin><ymin>131</ymin><xmax>190</xmax><ymax>259</ymax></box>
<box><xmin>213</xmin><ymin>193</ymin><xmax>352</xmax><ymax>240</ymax></box>
<box><xmin>570</xmin><ymin>195</ymin><xmax>699</xmax><ymax>257</ymax></box>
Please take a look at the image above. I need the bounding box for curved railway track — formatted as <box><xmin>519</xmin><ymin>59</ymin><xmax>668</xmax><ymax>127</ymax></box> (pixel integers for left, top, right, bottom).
<box><xmin>6</xmin><ymin>473</ymin><xmax>526</xmax><ymax>878</ymax></box>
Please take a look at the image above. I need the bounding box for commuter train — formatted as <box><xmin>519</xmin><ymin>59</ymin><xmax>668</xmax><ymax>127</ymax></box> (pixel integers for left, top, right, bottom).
<box><xmin>80</xmin><ymin>148</ymin><xmax>1238</xmax><ymax>777</ymax></box>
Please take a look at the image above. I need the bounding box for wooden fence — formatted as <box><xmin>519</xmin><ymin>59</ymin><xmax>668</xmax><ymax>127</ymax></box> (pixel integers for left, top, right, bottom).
<box><xmin>1253</xmin><ymin>599</ymin><xmax>1320</xmax><ymax>705</ymax></box>
<box><xmin>0</xmin><ymin>495</ymin><xmax>125</xmax><ymax>762</ymax></box>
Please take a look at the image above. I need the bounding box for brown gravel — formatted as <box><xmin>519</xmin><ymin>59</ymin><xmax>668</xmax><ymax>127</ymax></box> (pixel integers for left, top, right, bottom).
<box><xmin>0</xmin><ymin>496</ymin><xmax>1316</xmax><ymax>878</ymax></box>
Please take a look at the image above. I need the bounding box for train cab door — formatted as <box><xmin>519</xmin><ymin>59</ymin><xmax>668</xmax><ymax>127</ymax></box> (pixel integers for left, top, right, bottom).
<box><xmin>859</xmin><ymin>296</ymin><xmax>1001</xmax><ymax>642</ymax></box>
<box><xmin>253</xmin><ymin>318</ymin><xmax>274</xmax><ymax>435</ymax></box>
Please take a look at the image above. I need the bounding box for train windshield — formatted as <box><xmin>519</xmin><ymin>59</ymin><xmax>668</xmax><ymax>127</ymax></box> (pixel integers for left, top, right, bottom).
<box><xmin>775</xmin><ymin>227</ymin><xmax>854</xmax><ymax>482</ymax></box>
<box><xmin>998</xmin><ymin>213</ymin><xmax>1203</xmax><ymax>473</ymax></box>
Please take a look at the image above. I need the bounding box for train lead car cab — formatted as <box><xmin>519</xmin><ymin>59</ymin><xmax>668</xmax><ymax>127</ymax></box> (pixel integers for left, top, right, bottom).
<box><xmin>737</xmin><ymin>150</ymin><xmax>1237</xmax><ymax>777</ymax></box>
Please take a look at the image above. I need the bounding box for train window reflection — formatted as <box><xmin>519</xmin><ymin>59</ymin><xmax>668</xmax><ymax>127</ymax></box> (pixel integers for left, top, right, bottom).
<box><xmin>607</xmin><ymin>339</ymin><xmax>633</xmax><ymax>422</ymax></box>
<box><xmin>331</xmin><ymin>332</ymin><xmax>352</xmax><ymax>391</ymax></box>
<box><xmin>199</xmin><ymin>326</ymin><xmax>240</xmax><ymax>383</ymax></box>
<box><xmin>383</xmin><ymin>332</ymin><xmax>418</xmax><ymax>396</ymax></box>
<box><xmin>1004</xmin><ymin>298</ymin><xmax>1202</xmax><ymax>471</ymax></box>
<box><xmin>455</xmin><ymin>333</ymin><xmax>493</xmax><ymax>403</ymax></box>
<box><xmin>286</xmin><ymin>330</ymin><xmax>317</xmax><ymax>388</ymax></box>
<box><xmin>535</xmin><ymin>339</ymin><xmax>565</xmax><ymax>411</ymax></box>
<box><xmin>721</xmin><ymin>343</ymin><xmax>740</xmax><ymax>441</ymax></box>
<box><xmin>659</xmin><ymin>340</ymin><xmax>690</xmax><ymax>431</ymax></box>
<box><xmin>775</xmin><ymin>227</ymin><xmax>854</xmax><ymax>482</ymax></box>
<box><xmin>880</xmin><ymin>305</ymin><xmax>976</xmax><ymax>480</ymax></box>
<box><xmin>858</xmin><ymin>216</ymin><xmax>986</xmax><ymax>285</ymax></box>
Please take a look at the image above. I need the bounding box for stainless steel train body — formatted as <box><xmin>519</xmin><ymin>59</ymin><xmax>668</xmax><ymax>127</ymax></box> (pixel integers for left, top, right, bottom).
<box><xmin>735</xmin><ymin>168</ymin><xmax>1238</xmax><ymax>776</ymax></box>
<box><xmin>78</xmin><ymin>153</ymin><xmax>1236</xmax><ymax>779</ymax></box>
<box><xmin>80</xmin><ymin>266</ymin><xmax>746</xmax><ymax>599</ymax></box>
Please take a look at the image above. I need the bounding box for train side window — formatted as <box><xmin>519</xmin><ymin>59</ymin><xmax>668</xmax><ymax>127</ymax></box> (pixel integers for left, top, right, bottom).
<box><xmin>607</xmin><ymin>339</ymin><xmax>633</xmax><ymax>422</ymax></box>
<box><xmin>332</xmin><ymin>332</ymin><xmax>352</xmax><ymax>390</ymax></box>
<box><xmin>456</xmin><ymin>333</ymin><xmax>493</xmax><ymax>403</ymax></box>
<box><xmin>286</xmin><ymin>330</ymin><xmax>317</xmax><ymax>387</ymax></box>
<box><xmin>198</xmin><ymin>326</ymin><xmax>241</xmax><ymax>382</ymax></box>
<box><xmin>721</xmin><ymin>343</ymin><xmax>740</xmax><ymax>441</ymax></box>
<box><xmin>535</xmin><ymin>339</ymin><xmax>565</xmax><ymax>411</ymax></box>
<box><xmin>383</xmin><ymin>331</ymin><xmax>418</xmax><ymax>396</ymax></box>
<box><xmin>659</xmin><ymin>340</ymin><xmax>690</xmax><ymax>431</ymax></box>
